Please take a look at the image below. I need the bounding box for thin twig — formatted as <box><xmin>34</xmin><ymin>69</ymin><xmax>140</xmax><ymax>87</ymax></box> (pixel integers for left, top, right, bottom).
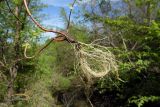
<box><xmin>87</xmin><ymin>97</ymin><xmax>94</xmax><ymax>107</ymax></box>
<box><xmin>120</xmin><ymin>35</ymin><xmax>134</xmax><ymax>66</ymax></box>
<box><xmin>131</xmin><ymin>42</ymin><xmax>137</xmax><ymax>50</ymax></box>
<box><xmin>66</xmin><ymin>0</ymin><xmax>77</xmax><ymax>30</ymax></box>
<box><xmin>91</xmin><ymin>36</ymin><xmax>108</xmax><ymax>44</ymax></box>
<box><xmin>0</xmin><ymin>61</ymin><xmax>5</xmax><ymax>67</ymax></box>
<box><xmin>23</xmin><ymin>0</ymin><xmax>67</xmax><ymax>36</ymax></box>
<box><xmin>24</xmin><ymin>36</ymin><xmax>57</xmax><ymax>59</ymax></box>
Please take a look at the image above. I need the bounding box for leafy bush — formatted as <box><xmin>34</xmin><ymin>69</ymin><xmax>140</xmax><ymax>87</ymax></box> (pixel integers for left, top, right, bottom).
<box><xmin>128</xmin><ymin>96</ymin><xmax>160</xmax><ymax>107</ymax></box>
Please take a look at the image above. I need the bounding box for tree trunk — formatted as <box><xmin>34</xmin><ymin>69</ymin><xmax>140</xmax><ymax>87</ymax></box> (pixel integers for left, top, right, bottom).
<box><xmin>6</xmin><ymin>66</ymin><xmax>17</xmax><ymax>104</ymax></box>
<box><xmin>6</xmin><ymin>6</ymin><xmax>20</xmax><ymax>105</ymax></box>
<box><xmin>146</xmin><ymin>1</ymin><xmax>151</xmax><ymax>26</ymax></box>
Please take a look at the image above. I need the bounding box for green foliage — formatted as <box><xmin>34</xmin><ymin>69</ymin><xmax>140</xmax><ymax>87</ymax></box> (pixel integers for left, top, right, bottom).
<box><xmin>82</xmin><ymin>0</ymin><xmax>160</xmax><ymax>107</ymax></box>
<box><xmin>0</xmin><ymin>0</ymin><xmax>45</xmax><ymax>105</ymax></box>
<box><xmin>128</xmin><ymin>96</ymin><xmax>160</xmax><ymax>107</ymax></box>
<box><xmin>25</xmin><ymin>80</ymin><xmax>55</xmax><ymax>107</ymax></box>
<box><xmin>51</xmin><ymin>73</ymin><xmax>72</xmax><ymax>91</ymax></box>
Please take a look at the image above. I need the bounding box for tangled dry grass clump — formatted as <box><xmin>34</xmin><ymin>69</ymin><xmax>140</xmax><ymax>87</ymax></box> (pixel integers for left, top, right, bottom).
<box><xmin>74</xmin><ymin>42</ymin><xmax>119</xmax><ymax>80</ymax></box>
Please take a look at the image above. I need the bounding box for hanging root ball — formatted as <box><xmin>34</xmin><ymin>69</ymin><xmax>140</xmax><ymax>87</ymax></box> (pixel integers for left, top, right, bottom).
<box><xmin>75</xmin><ymin>42</ymin><xmax>118</xmax><ymax>79</ymax></box>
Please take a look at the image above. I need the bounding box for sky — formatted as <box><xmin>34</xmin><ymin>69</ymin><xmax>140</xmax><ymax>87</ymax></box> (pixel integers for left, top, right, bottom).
<box><xmin>41</xmin><ymin>0</ymin><xmax>73</xmax><ymax>7</ymax></box>
<box><xmin>39</xmin><ymin>0</ymin><xmax>120</xmax><ymax>39</ymax></box>
<box><xmin>40</xmin><ymin>0</ymin><xmax>76</xmax><ymax>38</ymax></box>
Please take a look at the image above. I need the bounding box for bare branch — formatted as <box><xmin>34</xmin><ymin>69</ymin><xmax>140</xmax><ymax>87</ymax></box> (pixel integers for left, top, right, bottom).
<box><xmin>66</xmin><ymin>0</ymin><xmax>77</xmax><ymax>30</ymax></box>
<box><xmin>24</xmin><ymin>36</ymin><xmax>72</xmax><ymax>59</ymax></box>
<box><xmin>91</xmin><ymin>36</ymin><xmax>108</xmax><ymax>44</ymax></box>
<box><xmin>0</xmin><ymin>61</ymin><xmax>5</xmax><ymax>67</ymax></box>
<box><xmin>13</xmin><ymin>93</ymin><xmax>30</xmax><ymax>101</ymax></box>
<box><xmin>23</xmin><ymin>0</ymin><xmax>67</xmax><ymax>36</ymax></box>
<box><xmin>23</xmin><ymin>0</ymin><xmax>78</xmax><ymax>59</ymax></box>
<box><xmin>131</xmin><ymin>42</ymin><xmax>138</xmax><ymax>50</ymax></box>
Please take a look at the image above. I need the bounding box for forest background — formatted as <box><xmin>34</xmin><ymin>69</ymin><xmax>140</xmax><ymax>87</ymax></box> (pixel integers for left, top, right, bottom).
<box><xmin>0</xmin><ymin>0</ymin><xmax>160</xmax><ymax>107</ymax></box>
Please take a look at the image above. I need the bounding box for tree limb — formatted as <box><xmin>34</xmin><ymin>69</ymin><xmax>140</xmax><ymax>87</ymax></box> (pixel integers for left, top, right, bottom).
<box><xmin>23</xmin><ymin>0</ymin><xmax>78</xmax><ymax>59</ymax></box>
<box><xmin>23</xmin><ymin>0</ymin><xmax>68</xmax><ymax>36</ymax></box>
<box><xmin>66</xmin><ymin>0</ymin><xmax>77</xmax><ymax>30</ymax></box>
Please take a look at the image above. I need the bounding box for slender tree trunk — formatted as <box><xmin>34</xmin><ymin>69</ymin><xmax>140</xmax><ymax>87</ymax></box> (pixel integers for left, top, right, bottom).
<box><xmin>146</xmin><ymin>1</ymin><xmax>151</xmax><ymax>26</ymax></box>
<box><xmin>14</xmin><ymin>6</ymin><xmax>20</xmax><ymax>56</ymax></box>
<box><xmin>6</xmin><ymin>0</ymin><xmax>31</xmax><ymax>104</ymax></box>
<box><xmin>6</xmin><ymin>6</ymin><xmax>20</xmax><ymax>105</ymax></box>
<box><xmin>6</xmin><ymin>66</ymin><xmax>17</xmax><ymax>104</ymax></box>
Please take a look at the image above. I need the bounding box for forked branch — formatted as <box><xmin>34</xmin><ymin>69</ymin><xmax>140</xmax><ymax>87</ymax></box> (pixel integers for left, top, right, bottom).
<box><xmin>23</xmin><ymin>0</ymin><xmax>78</xmax><ymax>59</ymax></box>
<box><xmin>23</xmin><ymin>0</ymin><xmax>78</xmax><ymax>42</ymax></box>
<box><xmin>24</xmin><ymin>0</ymin><xmax>65</xmax><ymax>35</ymax></box>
